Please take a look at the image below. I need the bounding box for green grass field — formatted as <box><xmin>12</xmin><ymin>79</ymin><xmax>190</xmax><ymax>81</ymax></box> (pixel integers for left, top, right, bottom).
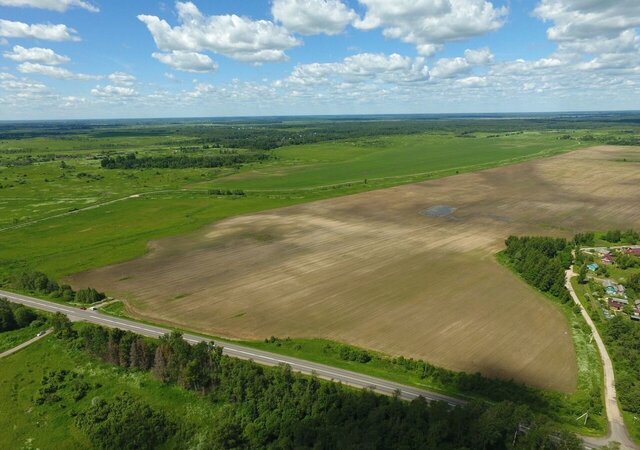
<box><xmin>0</xmin><ymin>130</ymin><xmax>580</xmax><ymax>279</ymax></box>
<box><xmin>0</xmin><ymin>322</ymin><xmax>48</xmax><ymax>353</ymax></box>
<box><xmin>208</xmin><ymin>132</ymin><xmax>579</xmax><ymax>191</ymax></box>
<box><xmin>0</xmin><ymin>333</ymin><xmax>218</xmax><ymax>449</ymax></box>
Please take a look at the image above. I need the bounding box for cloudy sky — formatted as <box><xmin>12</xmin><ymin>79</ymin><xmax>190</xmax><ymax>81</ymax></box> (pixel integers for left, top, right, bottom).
<box><xmin>0</xmin><ymin>0</ymin><xmax>639</xmax><ymax>119</ymax></box>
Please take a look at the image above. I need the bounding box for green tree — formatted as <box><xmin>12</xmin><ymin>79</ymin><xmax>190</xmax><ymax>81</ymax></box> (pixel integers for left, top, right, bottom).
<box><xmin>13</xmin><ymin>306</ymin><xmax>37</xmax><ymax>328</ymax></box>
<box><xmin>51</xmin><ymin>312</ymin><xmax>75</xmax><ymax>339</ymax></box>
<box><xmin>75</xmin><ymin>287</ymin><xmax>106</xmax><ymax>304</ymax></box>
<box><xmin>578</xmin><ymin>264</ymin><xmax>588</xmax><ymax>284</ymax></box>
<box><xmin>0</xmin><ymin>303</ymin><xmax>17</xmax><ymax>332</ymax></box>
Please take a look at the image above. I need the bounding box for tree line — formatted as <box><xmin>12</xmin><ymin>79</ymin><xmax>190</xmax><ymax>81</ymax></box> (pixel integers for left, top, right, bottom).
<box><xmin>601</xmin><ymin>229</ymin><xmax>640</xmax><ymax>244</ymax></box>
<box><xmin>503</xmin><ymin>236</ymin><xmax>572</xmax><ymax>303</ymax></box>
<box><xmin>51</xmin><ymin>316</ymin><xmax>582</xmax><ymax>449</ymax></box>
<box><xmin>602</xmin><ymin>316</ymin><xmax>640</xmax><ymax>417</ymax></box>
<box><xmin>100</xmin><ymin>152</ymin><xmax>269</xmax><ymax>170</ymax></box>
<box><xmin>0</xmin><ymin>298</ymin><xmax>45</xmax><ymax>332</ymax></box>
<box><xmin>264</xmin><ymin>337</ymin><xmax>549</xmax><ymax>409</ymax></box>
<box><xmin>10</xmin><ymin>270</ymin><xmax>105</xmax><ymax>304</ymax></box>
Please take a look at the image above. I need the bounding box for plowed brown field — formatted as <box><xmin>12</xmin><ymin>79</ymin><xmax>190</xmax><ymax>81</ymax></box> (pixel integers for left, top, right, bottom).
<box><xmin>70</xmin><ymin>146</ymin><xmax>640</xmax><ymax>393</ymax></box>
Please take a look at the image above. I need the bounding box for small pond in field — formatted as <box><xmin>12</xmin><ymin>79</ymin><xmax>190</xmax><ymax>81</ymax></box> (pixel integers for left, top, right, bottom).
<box><xmin>420</xmin><ymin>205</ymin><xmax>457</xmax><ymax>218</ymax></box>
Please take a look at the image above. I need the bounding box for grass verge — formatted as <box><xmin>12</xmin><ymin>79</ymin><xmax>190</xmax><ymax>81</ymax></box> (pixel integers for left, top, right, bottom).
<box><xmin>495</xmin><ymin>252</ymin><xmax>606</xmax><ymax>436</ymax></box>
<box><xmin>100</xmin><ymin>293</ymin><xmax>605</xmax><ymax>437</ymax></box>
<box><xmin>571</xmin><ymin>275</ymin><xmax>640</xmax><ymax>443</ymax></box>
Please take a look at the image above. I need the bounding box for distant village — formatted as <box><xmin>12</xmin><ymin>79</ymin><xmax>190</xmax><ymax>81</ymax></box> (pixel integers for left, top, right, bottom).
<box><xmin>581</xmin><ymin>246</ymin><xmax>640</xmax><ymax>321</ymax></box>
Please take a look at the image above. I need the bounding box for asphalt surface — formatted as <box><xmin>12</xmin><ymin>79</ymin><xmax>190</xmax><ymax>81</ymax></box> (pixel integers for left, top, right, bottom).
<box><xmin>0</xmin><ymin>289</ymin><xmax>465</xmax><ymax>407</ymax></box>
<box><xmin>565</xmin><ymin>266</ymin><xmax>639</xmax><ymax>450</ymax></box>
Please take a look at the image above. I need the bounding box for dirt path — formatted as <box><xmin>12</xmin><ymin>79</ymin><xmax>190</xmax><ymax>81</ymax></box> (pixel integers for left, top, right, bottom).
<box><xmin>0</xmin><ymin>328</ymin><xmax>52</xmax><ymax>359</ymax></box>
<box><xmin>0</xmin><ymin>189</ymin><xmax>206</xmax><ymax>233</ymax></box>
<box><xmin>565</xmin><ymin>265</ymin><xmax>638</xmax><ymax>449</ymax></box>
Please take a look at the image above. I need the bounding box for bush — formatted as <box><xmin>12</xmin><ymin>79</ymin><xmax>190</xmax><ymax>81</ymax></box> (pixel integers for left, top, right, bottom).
<box><xmin>75</xmin><ymin>393</ymin><xmax>176</xmax><ymax>450</ymax></box>
<box><xmin>13</xmin><ymin>271</ymin><xmax>59</xmax><ymax>294</ymax></box>
<box><xmin>338</xmin><ymin>345</ymin><xmax>372</xmax><ymax>363</ymax></box>
<box><xmin>13</xmin><ymin>306</ymin><xmax>37</xmax><ymax>328</ymax></box>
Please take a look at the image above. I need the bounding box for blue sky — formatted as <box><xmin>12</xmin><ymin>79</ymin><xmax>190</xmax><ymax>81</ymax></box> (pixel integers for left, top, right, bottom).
<box><xmin>0</xmin><ymin>0</ymin><xmax>639</xmax><ymax>119</ymax></box>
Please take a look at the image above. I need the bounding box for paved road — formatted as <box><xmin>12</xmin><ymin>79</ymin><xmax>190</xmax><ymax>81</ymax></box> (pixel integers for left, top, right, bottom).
<box><xmin>0</xmin><ymin>289</ymin><xmax>465</xmax><ymax>406</ymax></box>
<box><xmin>565</xmin><ymin>266</ymin><xmax>639</xmax><ymax>450</ymax></box>
<box><xmin>0</xmin><ymin>328</ymin><xmax>52</xmax><ymax>359</ymax></box>
<box><xmin>2</xmin><ymin>287</ymin><xmax>628</xmax><ymax>448</ymax></box>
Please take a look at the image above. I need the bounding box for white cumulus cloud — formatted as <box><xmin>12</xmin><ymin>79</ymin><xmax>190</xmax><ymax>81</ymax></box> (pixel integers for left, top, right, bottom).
<box><xmin>463</xmin><ymin>47</ymin><xmax>494</xmax><ymax>66</ymax></box>
<box><xmin>430</xmin><ymin>48</ymin><xmax>494</xmax><ymax>79</ymax></box>
<box><xmin>91</xmin><ymin>85</ymin><xmax>137</xmax><ymax>97</ymax></box>
<box><xmin>108</xmin><ymin>72</ymin><xmax>136</xmax><ymax>86</ymax></box>
<box><xmin>3</xmin><ymin>45</ymin><xmax>70</xmax><ymax>65</ymax></box>
<box><xmin>17</xmin><ymin>62</ymin><xmax>100</xmax><ymax>80</ymax></box>
<box><xmin>534</xmin><ymin>0</ymin><xmax>640</xmax><ymax>42</ymax></box>
<box><xmin>0</xmin><ymin>19</ymin><xmax>80</xmax><ymax>41</ymax></box>
<box><xmin>152</xmin><ymin>51</ymin><xmax>218</xmax><ymax>73</ymax></box>
<box><xmin>534</xmin><ymin>0</ymin><xmax>640</xmax><ymax>74</ymax></box>
<box><xmin>0</xmin><ymin>76</ymin><xmax>47</xmax><ymax>93</ymax></box>
<box><xmin>272</xmin><ymin>0</ymin><xmax>358</xmax><ymax>35</ymax></box>
<box><xmin>354</xmin><ymin>0</ymin><xmax>507</xmax><ymax>56</ymax></box>
<box><xmin>0</xmin><ymin>0</ymin><xmax>98</xmax><ymax>12</ymax></box>
<box><xmin>138</xmin><ymin>1</ymin><xmax>300</xmax><ymax>63</ymax></box>
<box><xmin>286</xmin><ymin>53</ymin><xmax>429</xmax><ymax>85</ymax></box>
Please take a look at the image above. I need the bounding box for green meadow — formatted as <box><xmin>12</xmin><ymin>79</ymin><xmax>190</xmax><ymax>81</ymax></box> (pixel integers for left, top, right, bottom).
<box><xmin>210</xmin><ymin>132</ymin><xmax>579</xmax><ymax>191</ymax></box>
<box><xmin>0</xmin><ymin>334</ymin><xmax>218</xmax><ymax>450</ymax></box>
<box><xmin>0</xmin><ymin>128</ymin><xmax>580</xmax><ymax>279</ymax></box>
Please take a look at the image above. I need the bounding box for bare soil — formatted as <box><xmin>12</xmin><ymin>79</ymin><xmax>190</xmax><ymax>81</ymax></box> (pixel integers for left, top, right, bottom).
<box><xmin>71</xmin><ymin>146</ymin><xmax>640</xmax><ymax>393</ymax></box>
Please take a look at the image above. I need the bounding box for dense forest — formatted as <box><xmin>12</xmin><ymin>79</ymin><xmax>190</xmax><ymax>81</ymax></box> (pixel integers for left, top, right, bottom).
<box><xmin>503</xmin><ymin>236</ymin><xmax>573</xmax><ymax>303</ymax></box>
<box><xmin>49</xmin><ymin>316</ymin><xmax>582</xmax><ymax>450</ymax></box>
<box><xmin>100</xmin><ymin>152</ymin><xmax>269</xmax><ymax>169</ymax></box>
<box><xmin>2</xmin><ymin>112</ymin><xmax>640</xmax><ymax>150</ymax></box>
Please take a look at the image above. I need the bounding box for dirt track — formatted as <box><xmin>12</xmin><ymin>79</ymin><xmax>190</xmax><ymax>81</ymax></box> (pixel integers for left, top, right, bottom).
<box><xmin>71</xmin><ymin>146</ymin><xmax>640</xmax><ymax>393</ymax></box>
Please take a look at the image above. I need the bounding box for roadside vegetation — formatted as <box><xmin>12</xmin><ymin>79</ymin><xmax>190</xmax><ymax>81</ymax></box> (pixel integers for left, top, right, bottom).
<box><xmin>244</xmin><ymin>334</ymin><xmax>604</xmax><ymax>436</ymax></box>
<box><xmin>499</xmin><ymin>236</ymin><xmax>606</xmax><ymax>434</ymax></box>
<box><xmin>4</xmin><ymin>270</ymin><xmax>105</xmax><ymax>304</ymax></box>
<box><xmin>100</xmin><ymin>298</ymin><xmax>604</xmax><ymax>436</ymax></box>
<box><xmin>0</xmin><ymin>315</ymin><xmax>584</xmax><ymax>449</ymax></box>
<box><xmin>571</xmin><ymin>231</ymin><xmax>640</xmax><ymax>442</ymax></box>
<box><xmin>501</xmin><ymin>231</ymin><xmax>640</xmax><ymax>444</ymax></box>
<box><xmin>0</xmin><ymin>300</ymin><xmax>48</xmax><ymax>352</ymax></box>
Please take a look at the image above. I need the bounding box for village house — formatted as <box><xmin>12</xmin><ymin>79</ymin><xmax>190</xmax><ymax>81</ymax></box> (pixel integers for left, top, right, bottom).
<box><xmin>603</xmin><ymin>279</ymin><xmax>618</xmax><ymax>296</ymax></box>
<box><xmin>601</xmin><ymin>253</ymin><xmax>615</xmax><ymax>264</ymax></box>
<box><xmin>587</xmin><ymin>263</ymin><xmax>599</xmax><ymax>271</ymax></box>
<box><xmin>608</xmin><ymin>297</ymin><xmax>629</xmax><ymax>311</ymax></box>
<box><xmin>625</xmin><ymin>247</ymin><xmax>640</xmax><ymax>257</ymax></box>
